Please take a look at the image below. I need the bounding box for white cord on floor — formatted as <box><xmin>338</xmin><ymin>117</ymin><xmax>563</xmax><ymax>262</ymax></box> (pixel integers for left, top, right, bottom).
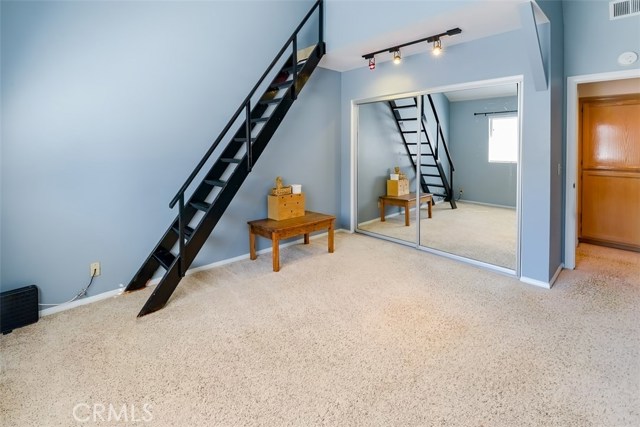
<box><xmin>38</xmin><ymin>274</ymin><xmax>95</xmax><ymax>307</ymax></box>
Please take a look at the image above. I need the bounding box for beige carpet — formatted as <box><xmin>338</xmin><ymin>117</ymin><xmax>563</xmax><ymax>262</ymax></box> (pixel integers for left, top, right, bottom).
<box><xmin>1</xmin><ymin>234</ymin><xmax>638</xmax><ymax>426</ymax></box>
<box><xmin>359</xmin><ymin>201</ymin><xmax>518</xmax><ymax>270</ymax></box>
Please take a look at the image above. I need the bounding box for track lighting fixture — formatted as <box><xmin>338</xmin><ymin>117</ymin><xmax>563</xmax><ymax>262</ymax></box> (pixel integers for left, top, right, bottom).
<box><xmin>361</xmin><ymin>27</ymin><xmax>461</xmax><ymax>69</ymax></box>
<box><xmin>432</xmin><ymin>38</ymin><xmax>442</xmax><ymax>56</ymax></box>
<box><xmin>392</xmin><ymin>49</ymin><xmax>401</xmax><ymax>64</ymax></box>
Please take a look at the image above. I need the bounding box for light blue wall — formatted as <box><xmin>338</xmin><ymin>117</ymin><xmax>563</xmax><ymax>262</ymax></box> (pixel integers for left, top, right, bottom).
<box><xmin>449</xmin><ymin>96</ymin><xmax>518</xmax><ymax>208</ymax></box>
<box><xmin>563</xmin><ymin>0</ymin><xmax>640</xmax><ymax>76</ymax></box>
<box><xmin>357</xmin><ymin>100</ymin><xmax>416</xmax><ymax>223</ymax></box>
<box><xmin>1</xmin><ymin>0</ymin><xmax>342</xmax><ymax>304</ymax></box>
<box><xmin>538</xmin><ymin>1</ymin><xmax>565</xmax><ymax>279</ymax></box>
<box><xmin>340</xmin><ymin>28</ymin><xmax>556</xmax><ymax>283</ymax></box>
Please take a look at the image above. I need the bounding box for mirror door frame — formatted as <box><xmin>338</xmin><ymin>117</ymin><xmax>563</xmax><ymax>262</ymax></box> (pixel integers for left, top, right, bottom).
<box><xmin>351</xmin><ymin>75</ymin><xmax>523</xmax><ymax>277</ymax></box>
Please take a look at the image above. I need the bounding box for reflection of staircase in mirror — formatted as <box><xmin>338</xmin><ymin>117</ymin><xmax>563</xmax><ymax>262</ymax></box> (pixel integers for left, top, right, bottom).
<box><xmin>388</xmin><ymin>95</ymin><xmax>456</xmax><ymax>209</ymax></box>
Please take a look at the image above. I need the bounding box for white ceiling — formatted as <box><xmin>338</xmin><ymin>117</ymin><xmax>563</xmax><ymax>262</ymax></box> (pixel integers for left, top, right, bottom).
<box><xmin>444</xmin><ymin>83</ymin><xmax>519</xmax><ymax>101</ymax></box>
<box><xmin>320</xmin><ymin>0</ymin><xmax>548</xmax><ymax>72</ymax></box>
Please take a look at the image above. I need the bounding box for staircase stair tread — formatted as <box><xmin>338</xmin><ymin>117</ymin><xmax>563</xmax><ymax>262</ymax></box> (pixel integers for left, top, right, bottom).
<box><xmin>259</xmin><ymin>98</ymin><xmax>283</xmax><ymax>105</ymax></box>
<box><xmin>153</xmin><ymin>248</ymin><xmax>176</xmax><ymax>270</ymax></box>
<box><xmin>220</xmin><ymin>158</ymin><xmax>242</xmax><ymax>164</ymax></box>
<box><xmin>282</xmin><ymin>62</ymin><xmax>306</xmax><ymax>74</ymax></box>
<box><xmin>190</xmin><ymin>201</ymin><xmax>212</xmax><ymax>211</ymax></box>
<box><xmin>204</xmin><ymin>179</ymin><xmax>226</xmax><ymax>187</ymax></box>
<box><xmin>172</xmin><ymin>225</ymin><xmax>195</xmax><ymax>239</ymax></box>
<box><xmin>233</xmin><ymin>137</ymin><xmax>256</xmax><ymax>142</ymax></box>
<box><xmin>251</xmin><ymin>117</ymin><xmax>270</xmax><ymax>123</ymax></box>
<box><xmin>269</xmin><ymin>80</ymin><xmax>293</xmax><ymax>89</ymax></box>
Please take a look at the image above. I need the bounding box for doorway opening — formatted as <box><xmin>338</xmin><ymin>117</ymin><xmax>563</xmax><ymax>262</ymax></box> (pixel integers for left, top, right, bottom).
<box><xmin>565</xmin><ymin>70</ymin><xmax>640</xmax><ymax>269</ymax></box>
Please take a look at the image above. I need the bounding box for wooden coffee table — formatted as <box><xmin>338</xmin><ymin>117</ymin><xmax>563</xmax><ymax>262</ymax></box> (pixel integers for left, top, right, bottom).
<box><xmin>248</xmin><ymin>211</ymin><xmax>335</xmax><ymax>272</ymax></box>
<box><xmin>379</xmin><ymin>193</ymin><xmax>432</xmax><ymax>226</ymax></box>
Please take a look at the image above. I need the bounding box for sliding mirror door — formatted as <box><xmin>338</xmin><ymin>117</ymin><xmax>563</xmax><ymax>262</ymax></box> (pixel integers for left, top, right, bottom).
<box><xmin>419</xmin><ymin>83</ymin><xmax>519</xmax><ymax>271</ymax></box>
<box><xmin>357</xmin><ymin>96</ymin><xmax>427</xmax><ymax>244</ymax></box>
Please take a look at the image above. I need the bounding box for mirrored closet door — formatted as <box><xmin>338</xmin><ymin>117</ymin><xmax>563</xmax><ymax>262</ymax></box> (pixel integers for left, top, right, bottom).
<box><xmin>357</xmin><ymin>96</ymin><xmax>423</xmax><ymax>245</ymax></box>
<box><xmin>356</xmin><ymin>82</ymin><xmax>520</xmax><ymax>273</ymax></box>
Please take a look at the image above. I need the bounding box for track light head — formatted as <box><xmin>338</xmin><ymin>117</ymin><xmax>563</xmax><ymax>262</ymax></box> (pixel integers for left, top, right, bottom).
<box><xmin>432</xmin><ymin>39</ymin><xmax>442</xmax><ymax>56</ymax></box>
<box><xmin>392</xmin><ymin>49</ymin><xmax>401</xmax><ymax>64</ymax></box>
<box><xmin>368</xmin><ymin>56</ymin><xmax>376</xmax><ymax>70</ymax></box>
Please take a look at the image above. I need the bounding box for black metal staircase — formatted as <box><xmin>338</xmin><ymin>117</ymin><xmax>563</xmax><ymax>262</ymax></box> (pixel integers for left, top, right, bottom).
<box><xmin>125</xmin><ymin>0</ymin><xmax>325</xmax><ymax>317</ymax></box>
<box><xmin>388</xmin><ymin>95</ymin><xmax>456</xmax><ymax>209</ymax></box>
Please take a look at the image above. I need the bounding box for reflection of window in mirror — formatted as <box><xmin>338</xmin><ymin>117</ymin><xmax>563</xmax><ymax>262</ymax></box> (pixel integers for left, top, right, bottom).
<box><xmin>488</xmin><ymin>115</ymin><xmax>518</xmax><ymax>163</ymax></box>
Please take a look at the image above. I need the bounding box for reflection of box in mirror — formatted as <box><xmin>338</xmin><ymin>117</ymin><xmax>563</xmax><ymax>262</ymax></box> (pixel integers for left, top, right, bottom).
<box><xmin>268</xmin><ymin>193</ymin><xmax>305</xmax><ymax>220</ymax></box>
<box><xmin>387</xmin><ymin>179</ymin><xmax>409</xmax><ymax>196</ymax></box>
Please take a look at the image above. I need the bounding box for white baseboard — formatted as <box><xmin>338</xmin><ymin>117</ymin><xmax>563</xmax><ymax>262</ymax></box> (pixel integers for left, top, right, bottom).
<box><xmin>40</xmin><ymin>288</ymin><xmax>124</xmax><ymax>317</ymax></box>
<box><xmin>549</xmin><ymin>263</ymin><xmax>564</xmax><ymax>288</ymax></box>
<box><xmin>40</xmin><ymin>228</ymin><xmax>348</xmax><ymax>316</ymax></box>
<box><xmin>182</xmin><ymin>228</ymin><xmax>347</xmax><ymax>276</ymax></box>
<box><xmin>459</xmin><ymin>199</ymin><xmax>516</xmax><ymax>210</ymax></box>
<box><xmin>357</xmin><ymin>205</ymin><xmax>431</xmax><ymax>227</ymax></box>
<box><xmin>520</xmin><ymin>276</ymin><xmax>551</xmax><ymax>289</ymax></box>
<box><xmin>520</xmin><ymin>263</ymin><xmax>564</xmax><ymax>290</ymax></box>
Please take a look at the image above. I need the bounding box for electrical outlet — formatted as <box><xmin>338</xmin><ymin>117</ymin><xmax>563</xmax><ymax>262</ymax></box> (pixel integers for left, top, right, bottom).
<box><xmin>90</xmin><ymin>262</ymin><xmax>101</xmax><ymax>277</ymax></box>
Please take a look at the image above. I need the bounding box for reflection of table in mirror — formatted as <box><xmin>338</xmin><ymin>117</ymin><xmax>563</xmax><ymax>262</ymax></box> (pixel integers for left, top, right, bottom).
<box><xmin>379</xmin><ymin>194</ymin><xmax>432</xmax><ymax>226</ymax></box>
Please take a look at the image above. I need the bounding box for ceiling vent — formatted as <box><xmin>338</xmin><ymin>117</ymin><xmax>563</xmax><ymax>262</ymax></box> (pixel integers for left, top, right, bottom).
<box><xmin>610</xmin><ymin>0</ymin><xmax>640</xmax><ymax>19</ymax></box>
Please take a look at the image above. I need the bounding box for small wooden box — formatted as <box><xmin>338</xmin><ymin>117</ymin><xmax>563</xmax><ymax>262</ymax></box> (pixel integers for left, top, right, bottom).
<box><xmin>268</xmin><ymin>193</ymin><xmax>305</xmax><ymax>220</ymax></box>
<box><xmin>387</xmin><ymin>179</ymin><xmax>409</xmax><ymax>196</ymax></box>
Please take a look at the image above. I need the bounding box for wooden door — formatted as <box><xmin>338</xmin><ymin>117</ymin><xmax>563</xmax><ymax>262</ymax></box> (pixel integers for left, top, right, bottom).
<box><xmin>580</xmin><ymin>95</ymin><xmax>640</xmax><ymax>251</ymax></box>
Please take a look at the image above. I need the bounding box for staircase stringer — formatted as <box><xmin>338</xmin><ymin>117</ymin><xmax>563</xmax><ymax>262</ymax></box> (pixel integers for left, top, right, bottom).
<box><xmin>132</xmin><ymin>43</ymin><xmax>324</xmax><ymax>316</ymax></box>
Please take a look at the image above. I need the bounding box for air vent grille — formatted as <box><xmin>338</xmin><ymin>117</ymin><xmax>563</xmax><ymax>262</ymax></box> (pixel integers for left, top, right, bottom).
<box><xmin>610</xmin><ymin>0</ymin><xmax>640</xmax><ymax>19</ymax></box>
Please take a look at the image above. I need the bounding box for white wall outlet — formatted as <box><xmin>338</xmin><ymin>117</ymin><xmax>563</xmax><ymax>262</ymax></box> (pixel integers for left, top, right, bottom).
<box><xmin>90</xmin><ymin>262</ymin><xmax>101</xmax><ymax>277</ymax></box>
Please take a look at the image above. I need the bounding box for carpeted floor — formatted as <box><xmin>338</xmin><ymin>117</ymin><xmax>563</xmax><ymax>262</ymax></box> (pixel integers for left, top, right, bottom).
<box><xmin>0</xmin><ymin>233</ymin><xmax>638</xmax><ymax>426</ymax></box>
<box><xmin>359</xmin><ymin>201</ymin><xmax>518</xmax><ymax>270</ymax></box>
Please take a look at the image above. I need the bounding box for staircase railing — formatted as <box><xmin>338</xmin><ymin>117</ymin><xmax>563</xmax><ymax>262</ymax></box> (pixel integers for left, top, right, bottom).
<box><xmin>169</xmin><ymin>0</ymin><xmax>324</xmax><ymax>276</ymax></box>
<box><xmin>426</xmin><ymin>94</ymin><xmax>455</xmax><ymax>198</ymax></box>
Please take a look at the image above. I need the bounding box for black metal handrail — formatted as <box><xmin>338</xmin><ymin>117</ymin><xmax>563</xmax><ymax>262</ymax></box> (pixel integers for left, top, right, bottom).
<box><xmin>426</xmin><ymin>94</ymin><xmax>455</xmax><ymax>196</ymax></box>
<box><xmin>169</xmin><ymin>0</ymin><xmax>323</xmax><ymax>209</ymax></box>
<box><xmin>426</xmin><ymin>94</ymin><xmax>454</xmax><ymax>172</ymax></box>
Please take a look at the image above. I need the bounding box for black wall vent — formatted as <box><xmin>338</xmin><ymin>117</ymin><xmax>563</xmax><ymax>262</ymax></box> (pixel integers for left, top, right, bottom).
<box><xmin>1</xmin><ymin>285</ymin><xmax>39</xmax><ymax>334</ymax></box>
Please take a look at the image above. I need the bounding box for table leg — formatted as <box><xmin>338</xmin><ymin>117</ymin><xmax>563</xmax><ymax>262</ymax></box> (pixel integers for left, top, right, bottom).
<box><xmin>272</xmin><ymin>233</ymin><xmax>280</xmax><ymax>272</ymax></box>
<box><xmin>304</xmin><ymin>233</ymin><xmax>310</xmax><ymax>244</ymax></box>
<box><xmin>404</xmin><ymin>203</ymin><xmax>410</xmax><ymax>226</ymax></box>
<box><xmin>380</xmin><ymin>200</ymin><xmax>386</xmax><ymax>222</ymax></box>
<box><xmin>328</xmin><ymin>220</ymin><xmax>335</xmax><ymax>253</ymax></box>
<box><xmin>428</xmin><ymin>197</ymin><xmax>432</xmax><ymax>218</ymax></box>
<box><xmin>249</xmin><ymin>227</ymin><xmax>257</xmax><ymax>260</ymax></box>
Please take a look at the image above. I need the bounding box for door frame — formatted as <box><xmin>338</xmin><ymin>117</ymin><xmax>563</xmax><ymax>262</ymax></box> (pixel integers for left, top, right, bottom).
<box><xmin>564</xmin><ymin>69</ymin><xmax>640</xmax><ymax>269</ymax></box>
